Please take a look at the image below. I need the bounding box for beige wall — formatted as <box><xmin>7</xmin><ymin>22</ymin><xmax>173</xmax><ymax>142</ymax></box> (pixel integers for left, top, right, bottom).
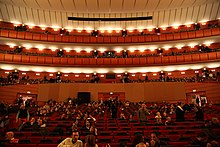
<box><xmin>0</xmin><ymin>82</ymin><xmax>219</xmax><ymax>103</ymax></box>
<box><xmin>37</xmin><ymin>82</ymin><xmax>186</xmax><ymax>102</ymax></box>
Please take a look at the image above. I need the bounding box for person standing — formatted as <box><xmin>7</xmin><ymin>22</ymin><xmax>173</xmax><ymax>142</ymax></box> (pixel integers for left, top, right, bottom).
<box><xmin>58</xmin><ymin>130</ymin><xmax>83</xmax><ymax>147</ymax></box>
<box><xmin>175</xmin><ymin>102</ymin><xmax>185</xmax><ymax>122</ymax></box>
<box><xmin>16</xmin><ymin>105</ymin><xmax>30</xmax><ymax>126</ymax></box>
<box><xmin>138</xmin><ymin>104</ymin><xmax>150</xmax><ymax>124</ymax></box>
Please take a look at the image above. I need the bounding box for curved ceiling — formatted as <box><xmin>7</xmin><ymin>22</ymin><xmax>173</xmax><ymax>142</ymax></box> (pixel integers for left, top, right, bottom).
<box><xmin>0</xmin><ymin>0</ymin><xmax>220</xmax><ymax>29</ymax></box>
<box><xmin>0</xmin><ymin>0</ymin><xmax>218</xmax><ymax>13</ymax></box>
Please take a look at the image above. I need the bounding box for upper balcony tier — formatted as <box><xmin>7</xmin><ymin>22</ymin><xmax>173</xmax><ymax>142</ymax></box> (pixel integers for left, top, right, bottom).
<box><xmin>0</xmin><ymin>20</ymin><xmax>220</xmax><ymax>44</ymax></box>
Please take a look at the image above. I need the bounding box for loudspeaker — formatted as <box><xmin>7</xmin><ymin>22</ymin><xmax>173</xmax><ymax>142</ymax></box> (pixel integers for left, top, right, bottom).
<box><xmin>77</xmin><ymin>92</ymin><xmax>91</xmax><ymax>104</ymax></box>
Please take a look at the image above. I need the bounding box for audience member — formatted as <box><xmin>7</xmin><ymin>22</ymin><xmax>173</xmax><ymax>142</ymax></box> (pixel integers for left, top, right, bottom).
<box><xmin>175</xmin><ymin>102</ymin><xmax>185</xmax><ymax>122</ymax></box>
<box><xmin>58</xmin><ymin>130</ymin><xmax>83</xmax><ymax>147</ymax></box>
<box><xmin>5</xmin><ymin>131</ymin><xmax>19</xmax><ymax>143</ymax></box>
<box><xmin>149</xmin><ymin>132</ymin><xmax>167</xmax><ymax>147</ymax></box>
<box><xmin>84</xmin><ymin>135</ymin><xmax>98</xmax><ymax>147</ymax></box>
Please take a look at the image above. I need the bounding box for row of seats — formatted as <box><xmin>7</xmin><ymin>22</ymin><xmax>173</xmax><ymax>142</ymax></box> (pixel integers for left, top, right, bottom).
<box><xmin>0</xmin><ymin>28</ymin><xmax>220</xmax><ymax>43</ymax></box>
<box><xmin>1</xmin><ymin>52</ymin><xmax>220</xmax><ymax>66</ymax></box>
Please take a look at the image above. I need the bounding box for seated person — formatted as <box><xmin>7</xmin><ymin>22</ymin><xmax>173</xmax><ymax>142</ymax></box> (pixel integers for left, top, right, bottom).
<box><xmin>119</xmin><ymin>113</ymin><xmax>126</xmax><ymax>120</ymax></box>
<box><xmin>148</xmin><ymin>132</ymin><xmax>167</xmax><ymax>146</ymax></box>
<box><xmin>190</xmin><ymin>132</ymin><xmax>214</xmax><ymax>147</ymax></box>
<box><xmin>58</xmin><ymin>130</ymin><xmax>83</xmax><ymax>147</ymax></box>
<box><xmin>84</xmin><ymin>135</ymin><xmax>98</xmax><ymax>147</ymax></box>
<box><xmin>165</xmin><ymin>117</ymin><xmax>174</xmax><ymax>126</ymax></box>
<box><xmin>5</xmin><ymin>131</ymin><xmax>19</xmax><ymax>143</ymax></box>
<box><xmin>155</xmin><ymin>112</ymin><xmax>163</xmax><ymax>125</ymax></box>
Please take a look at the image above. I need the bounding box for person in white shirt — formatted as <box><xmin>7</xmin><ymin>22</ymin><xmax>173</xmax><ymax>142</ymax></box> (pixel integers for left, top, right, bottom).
<box><xmin>57</xmin><ymin>130</ymin><xmax>83</xmax><ymax>147</ymax></box>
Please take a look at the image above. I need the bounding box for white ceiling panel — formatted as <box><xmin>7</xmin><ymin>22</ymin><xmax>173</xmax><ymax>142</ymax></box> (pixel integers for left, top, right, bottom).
<box><xmin>13</xmin><ymin>6</ymin><xmax>22</xmax><ymax>22</ymax></box>
<box><xmin>163</xmin><ymin>10</ymin><xmax>170</xmax><ymax>26</ymax></box>
<box><xmin>168</xmin><ymin>9</ymin><xmax>175</xmax><ymax>25</ymax></box>
<box><xmin>122</xmin><ymin>0</ymin><xmax>135</xmax><ymax>12</ymax></box>
<box><xmin>44</xmin><ymin>10</ymin><xmax>51</xmax><ymax>26</ymax></box>
<box><xmin>193</xmin><ymin>0</ymin><xmax>207</xmax><ymax>6</ymax></box>
<box><xmin>61</xmin><ymin>12</ymin><xmax>67</xmax><ymax>27</ymax></box>
<box><xmin>0</xmin><ymin>4</ymin><xmax>9</xmax><ymax>20</ymax></box>
<box><xmin>98</xmin><ymin>0</ymin><xmax>110</xmax><ymax>12</ymax></box>
<box><xmin>32</xmin><ymin>9</ymin><xmax>39</xmax><ymax>25</ymax></box>
<box><xmin>6</xmin><ymin>4</ymin><xmax>15</xmax><ymax>21</ymax></box>
<box><xmin>156</xmin><ymin>0</ymin><xmax>172</xmax><ymax>10</ymax></box>
<box><xmin>181</xmin><ymin>0</ymin><xmax>196</xmax><ymax>8</ymax></box>
<box><xmin>86</xmin><ymin>0</ymin><xmax>98</xmax><ymax>12</ymax></box>
<box><xmin>145</xmin><ymin>0</ymin><xmax>160</xmax><ymax>11</ymax></box>
<box><xmin>38</xmin><ymin>9</ymin><xmax>45</xmax><ymax>25</ymax></box>
<box><xmin>24</xmin><ymin>0</ymin><xmax>39</xmax><ymax>8</ymax></box>
<box><xmin>61</xmin><ymin>0</ymin><xmax>76</xmax><ymax>11</ymax></box>
<box><xmin>180</xmin><ymin>8</ymin><xmax>187</xmax><ymax>24</ymax></box>
<box><xmin>197</xmin><ymin>4</ymin><xmax>206</xmax><ymax>21</ymax></box>
<box><xmin>25</xmin><ymin>8</ymin><xmax>34</xmax><ymax>24</ymax></box>
<box><xmin>185</xmin><ymin>7</ymin><xmax>193</xmax><ymax>22</ymax></box>
<box><xmin>174</xmin><ymin>9</ymin><xmax>182</xmax><ymax>24</ymax></box>
<box><xmin>50</xmin><ymin>11</ymin><xmax>56</xmax><ymax>25</ymax></box>
<box><xmin>133</xmin><ymin>0</ymin><xmax>147</xmax><ymax>11</ymax></box>
<box><xmin>204</xmin><ymin>3</ymin><xmax>213</xmax><ymax>20</ymax></box>
<box><xmin>169</xmin><ymin>0</ymin><xmax>184</xmax><ymax>9</ymax></box>
<box><xmin>111</xmin><ymin>0</ymin><xmax>123</xmax><ymax>12</ymax></box>
<box><xmin>48</xmin><ymin>0</ymin><xmax>63</xmax><ymax>10</ymax></box>
<box><xmin>152</xmin><ymin>11</ymin><xmax>159</xmax><ymax>26</ymax></box>
<box><xmin>36</xmin><ymin>0</ymin><xmax>51</xmax><ymax>10</ymax></box>
<box><xmin>191</xmin><ymin>6</ymin><xmax>200</xmax><ymax>22</ymax></box>
<box><xmin>55</xmin><ymin>11</ymin><xmax>62</xmax><ymax>26</ymax></box>
<box><xmin>19</xmin><ymin>7</ymin><xmax>28</xmax><ymax>23</ymax></box>
<box><xmin>210</xmin><ymin>2</ymin><xmax>219</xmax><ymax>20</ymax></box>
<box><xmin>11</xmin><ymin>0</ymin><xmax>26</xmax><ymax>7</ymax></box>
<box><xmin>74</xmin><ymin>0</ymin><xmax>87</xmax><ymax>12</ymax></box>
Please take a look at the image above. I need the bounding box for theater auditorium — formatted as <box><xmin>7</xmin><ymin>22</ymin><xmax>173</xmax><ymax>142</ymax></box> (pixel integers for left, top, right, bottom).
<box><xmin>0</xmin><ymin>0</ymin><xmax>220</xmax><ymax>146</ymax></box>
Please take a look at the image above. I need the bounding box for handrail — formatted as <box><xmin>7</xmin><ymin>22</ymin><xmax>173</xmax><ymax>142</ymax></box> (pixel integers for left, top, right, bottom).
<box><xmin>0</xmin><ymin>28</ymin><xmax>220</xmax><ymax>43</ymax></box>
<box><xmin>0</xmin><ymin>52</ymin><xmax>220</xmax><ymax>66</ymax></box>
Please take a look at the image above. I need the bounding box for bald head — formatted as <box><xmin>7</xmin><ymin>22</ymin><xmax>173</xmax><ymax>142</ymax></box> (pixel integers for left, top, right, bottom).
<box><xmin>6</xmin><ymin>131</ymin><xmax>14</xmax><ymax>140</ymax></box>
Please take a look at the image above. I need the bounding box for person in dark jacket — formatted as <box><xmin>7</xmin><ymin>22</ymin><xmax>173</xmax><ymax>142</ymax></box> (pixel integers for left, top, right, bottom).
<box><xmin>16</xmin><ymin>105</ymin><xmax>29</xmax><ymax>126</ymax></box>
<box><xmin>175</xmin><ymin>102</ymin><xmax>185</xmax><ymax>122</ymax></box>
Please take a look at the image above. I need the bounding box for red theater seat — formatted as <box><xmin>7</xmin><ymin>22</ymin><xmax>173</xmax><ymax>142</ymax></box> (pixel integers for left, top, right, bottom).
<box><xmin>0</xmin><ymin>29</ymin><xmax>9</xmax><ymax>37</ymax></box>
<box><xmin>45</xmin><ymin>57</ymin><xmax>53</xmax><ymax>64</ymax></box>
<box><xmin>82</xmin><ymin>58</ymin><xmax>89</xmax><ymax>65</ymax></box>
<box><xmin>33</xmin><ymin>34</ymin><xmax>41</xmax><ymax>40</ymax></box>
<box><xmin>17</xmin><ymin>32</ymin><xmax>25</xmax><ymax>39</ymax></box>
<box><xmin>147</xmin><ymin>57</ymin><xmax>154</xmax><ymax>64</ymax></box>
<box><xmin>173</xmin><ymin>33</ymin><xmax>181</xmax><ymax>40</ymax></box>
<box><xmin>162</xmin><ymin>56</ymin><xmax>169</xmax><ymax>63</ymax></box>
<box><xmin>97</xmin><ymin>58</ymin><xmax>104</xmax><ymax>65</ymax></box>
<box><xmin>0</xmin><ymin>54</ymin><xmax>5</xmax><ymax>61</ymax></box>
<box><xmin>139</xmin><ymin>58</ymin><xmax>147</xmax><ymax>65</ymax></box>
<box><xmin>151</xmin><ymin>35</ymin><xmax>159</xmax><ymax>41</ymax></box>
<box><xmin>176</xmin><ymin>56</ymin><xmax>184</xmax><ymax>63</ymax></box>
<box><xmin>132</xmin><ymin>58</ymin><xmax>139</xmax><ymax>64</ymax></box>
<box><xmin>38</xmin><ymin>56</ymin><xmax>45</xmax><ymax>64</ymax></box>
<box><xmin>154</xmin><ymin>57</ymin><xmax>161</xmax><ymax>64</ymax></box>
<box><xmin>21</xmin><ymin>56</ymin><xmax>30</xmax><ymax>63</ymax></box>
<box><xmin>188</xmin><ymin>31</ymin><xmax>195</xmax><ymax>38</ymax></box>
<box><xmin>132</xmin><ymin>36</ymin><xmax>138</xmax><ymax>42</ymax></box>
<box><xmin>159</xmin><ymin>34</ymin><xmax>166</xmax><ymax>41</ymax></box>
<box><xmin>125</xmin><ymin>58</ymin><xmax>132</xmax><ymax>65</ymax></box>
<box><xmin>211</xmin><ymin>28</ymin><xmax>220</xmax><ymax>35</ymax></box>
<box><xmin>69</xmin><ymin>36</ymin><xmax>76</xmax><ymax>42</ymax></box>
<box><xmin>13</xmin><ymin>54</ymin><xmax>21</xmax><ymax>62</ymax></box>
<box><xmin>195</xmin><ymin>30</ymin><xmax>204</xmax><ymax>38</ymax></box>
<box><xmin>103</xmin><ymin>58</ymin><xmax>111</xmax><ymax>65</ymax></box>
<box><xmin>61</xmin><ymin>58</ymin><xmax>68</xmax><ymax>64</ymax></box>
<box><xmin>192</xmin><ymin>54</ymin><xmax>200</xmax><ymax>61</ymax></box>
<box><xmin>118</xmin><ymin>58</ymin><xmax>125</xmax><ymax>65</ymax></box>
<box><xmin>9</xmin><ymin>30</ymin><xmax>17</xmax><ymax>38</ymax></box>
<box><xmin>180</xmin><ymin>32</ymin><xmax>188</xmax><ymax>39</ymax></box>
<box><xmin>62</xmin><ymin>36</ymin><xmax>69</xmax><ymax>42</ymax></box>
<box><xmin>48</xmin><ymin>35</ymin><xmax>55</xmax><ymax>41</ymax></box>
<box><xmin>118</xmin><ymin>37</ymin><xmax>124</xmax><ymax>43</ymax></box>
<box><xmin>41</xmin><ymin>34</ymin><xmax>48</xmax><ymax>41</ymax></box>
<box><xmin>54</xmin><ymin>35</ymin><xmax>62</xmax><ymax>42</ymax></box>
<box><xmin>83</xmin><ymin>36</ymin><xmax>90</xmax><ymax>42</ymax></box>
<box><xmin>89</xmin><ymin>58</ymin><xmax>97</xmax><ymax>65</ymax></box>
<box><xmin>217</xmin><ymin>52</ymin><xmax>220</xmax><ymax>59</ymax></box>
<box><xmin>184</xmin><ymin>55</ymin><xmax>192</xmax><ymax>62</ymax></box>
<box><xmin>199</xmin><ymin>54</ymin><xmax>208</xmax><ymax>61</ymax></box>
<box><xmin>138</xmin><ymin>36</ymin><xmax>145</xmax><ymax>42</ymax></box>
<box><xmin>111</xmin><ymin>58</ymin><xmax>118</xmax><ymax>65</ymax></box>
<box><xmin>24</xmin><ymin>32</ymin><xmax>33</xmax><ymax>40</ymax></box>
<box><xmin>103</xmin><ymin>37</ymin><xmax>110</xmax><ymax>43</ymax></box>
<box><xmin>67</xmin><ymin>58</ymin><xmax>75</xmax><ymax>65</ymax></box>
<box><xmin>203</xmin><ymin>29</ymin><xmax>211</xmax><ymax>37</ymax></box>
<box><xmin>145</xmin><ymin>36</ymin><xmax>152</xmax><ymax>42</ymax></box>
<box><xmin>4</xmin><ymin>54</ymin><xmax>13</xmax><ymax>62</ymax></box>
